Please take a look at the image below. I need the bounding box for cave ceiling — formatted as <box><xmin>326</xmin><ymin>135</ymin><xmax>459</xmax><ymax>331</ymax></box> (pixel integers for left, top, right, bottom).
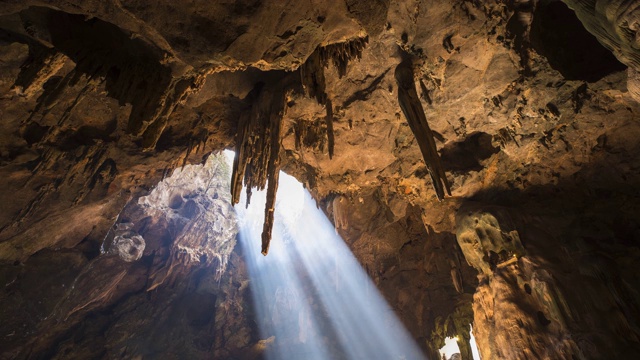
<box><xmin>1</xmin><ymin>0</ymin><xmax>640</xmax><ymax>359</ymax></box>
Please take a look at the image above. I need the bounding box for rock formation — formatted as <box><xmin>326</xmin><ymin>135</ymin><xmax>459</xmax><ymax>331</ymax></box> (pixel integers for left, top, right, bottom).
<box><xmin>395</xmin><ymin>56</ymin><xmax>451</xmax><ymax>200</ymax></box>
<box><xmin>1</xmin><ymin>0</ymin><xmax>640</xmax><ymax>359</ymax></box>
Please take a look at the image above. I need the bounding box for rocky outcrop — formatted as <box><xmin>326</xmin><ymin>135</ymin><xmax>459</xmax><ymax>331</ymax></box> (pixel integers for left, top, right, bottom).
<box><xmin>325</xmin><ymin>191</ymin><xmax>477</xmax><ymax>358</ymax></box>
<box><xmin>0</xmin><ymin>153</ymin><xmax>255</xmax><ymax>359</ymax></box>
<box><xmin>457</xmin><ymin>196</ymin><xmax>640</xmax><ymax>358</ymax></box>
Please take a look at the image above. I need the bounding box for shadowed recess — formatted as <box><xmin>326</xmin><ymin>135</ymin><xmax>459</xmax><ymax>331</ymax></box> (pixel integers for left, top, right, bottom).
<box><xmin>529</xmin><ymin>1</ymin><xmax>626</xmax><ymax>81</ymax></box>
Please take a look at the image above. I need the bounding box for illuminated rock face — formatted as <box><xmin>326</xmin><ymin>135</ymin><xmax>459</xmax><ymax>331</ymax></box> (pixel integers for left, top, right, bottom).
<box><xmin>1</xmin><ymin>0</ymin><xmax>640</xmax><ymax>359</ymax></box>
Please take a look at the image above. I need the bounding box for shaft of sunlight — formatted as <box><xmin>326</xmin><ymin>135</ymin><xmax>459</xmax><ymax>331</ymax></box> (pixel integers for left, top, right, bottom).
<box><xmin>227</xmin><ymin>151</ymin><xmax>426</xmax><ymax>360</ymax></box>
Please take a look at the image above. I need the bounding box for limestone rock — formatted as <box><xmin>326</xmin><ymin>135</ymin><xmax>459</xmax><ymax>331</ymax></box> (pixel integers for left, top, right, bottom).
<box><xmin>456</xmin><ymin>205</ymin><xmax>525</xmax><ymax>276</ymax></box>
<box><xmin>110</xmin><ymin>232</ymin><xmax>145</xmax><ymax>262</ymax></box>
<box><xmin>628</xmin><ymin>67</ymin><xmax>640</xmax><ymax>101</ymax></box>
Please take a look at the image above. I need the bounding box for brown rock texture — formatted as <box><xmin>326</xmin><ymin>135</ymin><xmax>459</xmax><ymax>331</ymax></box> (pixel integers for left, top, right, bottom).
<box><xmin>0</xmin><ymin>0</ymin><xmax>640</xmax><ymax>359</ymax></box>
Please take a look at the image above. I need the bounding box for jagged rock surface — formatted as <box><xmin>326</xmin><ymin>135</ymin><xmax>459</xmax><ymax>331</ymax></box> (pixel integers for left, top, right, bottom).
<box><xmin>1</xmin><ymin>0</ymin><xmax>640</xmax><ymax>359</ymax></box>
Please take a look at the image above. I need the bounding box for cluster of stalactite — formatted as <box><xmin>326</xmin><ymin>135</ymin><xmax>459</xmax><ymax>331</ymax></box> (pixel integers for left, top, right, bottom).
<box><xmin>394</xmin><ymin>58</ymin><xmax>451</xmax><ymax>200</ymax></box>
<box><xmin>292</xmin><ymin>117</ymin><xmax>331</xmax><ymax>155</ymax></box>
<box><xmin>3</xmin><ymin>6</ymin><xmax>204</xmax><ymax>152</ymax></box>
<box><xmin>300</xmin><ymin>36</ymin><xmax>369</xmax><ymax>159</ymax></box>
<box><xmin>318</xmin><ymin>36</ymin><xmax>369</xmax><ymax>79</ymax></box>
<box><xmin>231</xmin><ymin>37</ymin><xmax>368</xmax><ymax>255</ymax></box>
<box><xmin>231</xmin><ymin>81</ymin><xmax>287</xmax><ymax>255</ymax></box>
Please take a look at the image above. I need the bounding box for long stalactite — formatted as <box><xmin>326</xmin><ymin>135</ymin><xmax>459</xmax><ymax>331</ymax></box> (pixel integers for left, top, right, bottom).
<box><xmin>231</xmin><ymin>81</ymin><xmax>286</xmax><ymax>255</ymax></box>
<box><xmin>395</xmin><ymin>58</ymin><xmax>451</xmax><ymax>200</ymax></box>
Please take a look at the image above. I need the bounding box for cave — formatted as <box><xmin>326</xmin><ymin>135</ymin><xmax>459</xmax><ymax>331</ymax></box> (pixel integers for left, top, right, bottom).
<box><xmin>1</xmin><ymin>1</ymin><xmax>640</xmax><ymax>359</ymax></box>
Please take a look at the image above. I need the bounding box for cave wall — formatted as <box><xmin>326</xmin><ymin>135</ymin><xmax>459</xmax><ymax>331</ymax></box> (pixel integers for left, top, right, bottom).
<box><xmin>1</xmin><ymin>0</ymin><xmax>640</xmax><ymax>359</ymax></box>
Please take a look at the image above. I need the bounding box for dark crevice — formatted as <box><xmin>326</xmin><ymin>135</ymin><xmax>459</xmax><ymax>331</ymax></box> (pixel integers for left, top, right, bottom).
<box><xmin>440</xmin><ymin>132</ymin><xmax>499</xmax><ymax>173</ymax></box>
<box><xmin>22</xmin><ymin>122</ymin><xmax>50</xmax><ymax>146</ymax></box>
<box><xmin>530</xmin><ymin>1</ymin><xmax>626</xmax><ymax>82</ymax></box>
<box><xmin>536</xmin><ymin>311</ymin><xmax>551</xmax><ymax>327</ymax></box>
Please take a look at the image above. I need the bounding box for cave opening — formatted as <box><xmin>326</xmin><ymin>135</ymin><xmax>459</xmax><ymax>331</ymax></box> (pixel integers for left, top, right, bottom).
<box><xmin>440</xmin><ymin>336</ymin><xmax>461</xmax><ymax>360</ymax></box>
<box><xmin>224</xmin><ymin>151</ymin><xmax>426</xmax><ymax>360</ymax></box>
<box><xmin>438</xmin><ymin>326</ymin><xmax>481</xmax><ymax>360</ymax></box>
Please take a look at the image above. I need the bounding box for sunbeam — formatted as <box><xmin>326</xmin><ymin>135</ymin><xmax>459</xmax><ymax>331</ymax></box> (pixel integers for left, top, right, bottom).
<box><xmin>226</xmin><ymin>151</ymin><xmax>426</xmax><ymax>360</ymax></box>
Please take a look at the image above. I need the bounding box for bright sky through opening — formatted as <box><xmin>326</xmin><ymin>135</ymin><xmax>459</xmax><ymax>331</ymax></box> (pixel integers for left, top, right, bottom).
<box><xmin>438</xmin><ymin>329</ymin><xmax>481</xmax><ymax>360</ymax></box>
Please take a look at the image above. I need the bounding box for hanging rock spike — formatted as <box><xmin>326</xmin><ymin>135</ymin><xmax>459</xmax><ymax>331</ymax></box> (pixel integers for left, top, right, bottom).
<box><xmin>395</xmin><ymin>58</ymin><xmax>451</xmax><ymax>200</ymax></box>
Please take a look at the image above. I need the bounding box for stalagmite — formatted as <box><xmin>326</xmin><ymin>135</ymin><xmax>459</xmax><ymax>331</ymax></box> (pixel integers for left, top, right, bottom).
<box><xmin>395</xmin><ymin>58</ymin><xmax>451</xmax><ymax>200</ymax></box>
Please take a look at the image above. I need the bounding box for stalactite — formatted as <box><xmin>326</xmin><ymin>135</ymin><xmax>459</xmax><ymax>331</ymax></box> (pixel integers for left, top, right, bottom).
<box><xmin>261</xmin><ymin>106</ymin><xmax>283</xmax><ymax>254</ymax></box>
<box><xmin>231</xmin><ymin>111</ymin><xmax>251</xmax><ymax>206</ymax></box>
<box><xmin>325</xmin><ymin>98</ymin><xmax>335</xmax><ymax>159</ymax></box>
<box><xmin>430</xmin><ymin>303</ymin><xmax>474</xmax><ymax>360</ymax></box>
<box><xmin>230</xmin><ymin>82</ymin><xmax>287</xmax><ymax>255</ymax></box>
<box><xmin>294</xmin><ymin>118</ymin><xmax>304</xmax><ymax>150</ymax></box>
<box><xmin>300</xmin><ymin>50</ymin><xmax>327</xmax><ymax>106</ymax></box>
<box><xmin>318</xmin><ymin>36</ymin><xmax>369</xmax><ymax>79</ymax></box>
<box><xmin>231</xmin><ymin>37</ymin><xmax>368</xmax><ymax>254</ymax></box>
<box><xmin>3</xmin><ymin>7</ymin><xmax>205</xmax><ymax>153</ymax></box>
<box><xmin>395</xmin><ymin>59</ymin><xmax>451</xmax><ymax>200</ymax></box>
<box><xmin>300</xmin><ymin>50</ymin><xmax>334</xmax><ymax>159</ymax></box>
<box><xmin>140</xmin><ymin>74</ymin><xmax>205</xmax><ymax>150</ymax></box>
<box><xmin>13</xmin><ymin>47</ymin><xmax>68</xmax><ymax>98</ymax></box>
<box><xmin>299</xmin><ymin>36</ymin><xmax>368</xmax><ymax>159</ymax></box>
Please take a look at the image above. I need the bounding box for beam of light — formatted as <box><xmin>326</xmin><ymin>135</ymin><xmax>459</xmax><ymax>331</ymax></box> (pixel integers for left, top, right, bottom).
<box><xmin>226</xmin><ymin>151</ymin><xmax>426</xmax><ymax>360</ymax></box>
